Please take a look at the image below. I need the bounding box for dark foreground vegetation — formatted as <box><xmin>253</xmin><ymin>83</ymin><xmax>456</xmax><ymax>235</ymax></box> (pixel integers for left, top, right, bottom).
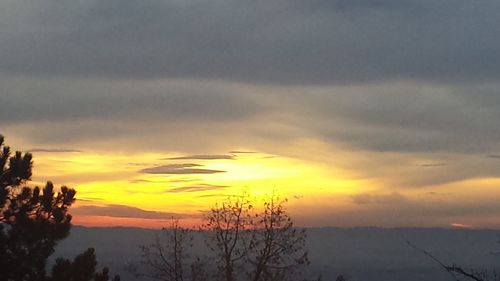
<box><xmin>133</xmin><ymin>195</ymin><xmax>311</xmax><ymax>281</ymax></box>
<box><xmin>0</xmin><ymin>135</ymin><xmax>119</xmax><ymax>281</ymax></box>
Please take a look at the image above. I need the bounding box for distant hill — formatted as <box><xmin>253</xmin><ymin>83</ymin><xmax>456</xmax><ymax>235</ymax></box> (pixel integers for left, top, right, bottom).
<box><xmin>52</xmin><ymin>226</ymin><xmax>500</xmax><ymax>281</ymax></box>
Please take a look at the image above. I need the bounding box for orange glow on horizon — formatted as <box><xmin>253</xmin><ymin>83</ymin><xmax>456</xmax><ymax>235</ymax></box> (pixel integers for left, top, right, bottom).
<box><xmin>72</xmin><ymin>215</ymin><xmax>203</xmax><ymax>229</ymax></box>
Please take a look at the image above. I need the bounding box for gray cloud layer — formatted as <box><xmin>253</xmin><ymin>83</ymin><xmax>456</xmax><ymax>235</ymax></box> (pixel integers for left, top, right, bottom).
<box><xmin>2</xmin><ymin>0</ymin><xmax>499</xmax><ymax>156</ymax></box>
<box><xmin>0</xmin><ymin>77</ymin><xmax>259</xmax><ymax>125</ymax></box>
<box><xmin>1</xmin><ymin>0</ymin><xmax>499</xmax><ymax>84</ymax></box>
<box><xmin>2</xmin><ymin>0</ymin><xmax>500</xmax><ymax>194</ymax></box>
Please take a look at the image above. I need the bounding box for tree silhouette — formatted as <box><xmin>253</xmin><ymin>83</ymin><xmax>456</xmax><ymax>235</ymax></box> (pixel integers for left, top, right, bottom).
<box><xmin>202</xmin><ymin>195</ymin><xmax>254</xmax><ymax>281</ymax></box>
<box><xmin>335</xmin><ymin>275</ymin><xmax>347</xmax><ymax>281</ymax></box>
<box><xmin>137</xmin><ymin>219</ymin><xmax>207</xmax><ymax>281</ymax></box>
<box><xmin>49</xmin><ymin>248</ymin><xmax>120</xmax><ymax>281</ymax></box>
<box><xmin>140</xmin><ymin>195</ymin><xmax>311</xmax><ymax>281</ymax></box>
<box><xmin>203</xmin><ymin>195</ymin><xmax>311</xmax><ymax>281</ymax></box>
<box><xmin>0</xmin><ymin>135</ymin><xmax>118</xmax><ymax>281</ymax></box>
<box><xmin>0</xmin><ymin>135</ymin><xmax>75</xmax><ymax>280</ymax></box>
<box><xmin>247</xmin><ymin>196</ymin><xmax>309</xmax><ymax>281</ymax></box>
<box><xmin>404</xmin><ymin>234</ymin><xmax>498</xmax><ymax>281</ymax></box>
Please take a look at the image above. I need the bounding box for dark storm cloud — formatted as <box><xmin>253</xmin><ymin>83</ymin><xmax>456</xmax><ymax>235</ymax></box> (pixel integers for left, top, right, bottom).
<box><xmin>72</xmin><ymin>204</ymin><xmax>194</xmax><ymax>219</ymax></box>
<box><xmin>140</xmin><ymin>164</ymin><xmax>226</xmax><ymax>174</ymax></box>
<box><xmin>1</xmin><ymin>0</ymin><xmax>499</xmax><ymax>84</ymax></box>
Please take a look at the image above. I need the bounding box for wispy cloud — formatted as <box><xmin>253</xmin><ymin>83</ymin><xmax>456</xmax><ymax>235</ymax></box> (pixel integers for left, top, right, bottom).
<box><xmin>167</xmin><ymin>184</ymin><xmax>227</xmax><ymax>193</ymax></box>
<box><xmin>229</xmin><ymin>151</ymin><xmax>257</xmax><ymax>154</ymax></box>
<box><xmin>196</xmin><ymin>193</ymin><xmax>233</xmax><ymax>198</ymax></box>
<box><xmin>417</xmin><ymin>163</ymin><xmax>448</xmax><ymax>167</ymax></box>
<box><xmin>129</xmin><ymin>179</ymin><xmax>155</xmax><ymax>184</ymax></box>
<box><xmin>128</xmin><ymin>162</ymin><xmax>157</xmax><ymax>167</ymax></box>
<box><xmin>130</xmin><ymin>177</ymin><xmax>198</xmax><ymax>184</ymax></box>
<box><xmin>450</xmin><ymin>223</ymin><xmax>474</xmax><ymax>229</ymax></box>
<box><xmin>27</xmin><ymin>148</ymin><xmax>82</xmax><ymax>153</ymax></box>
<box><xmin>75</xmin><ymin>197</ymin><xmax>104</xmax><ymax>202</ymax></box>
<box><xmin>164</xmin><ymin>154</ymin><xmax>234</xmax><ymax>160</ymax></box>
<box><xmin>351</xmin><ymin>192</ymin><xmax>408</xmax><ymax>205</ymax></box>
<box><xmin>140</xmin><ymin>164</ymin><xmax>225</xmax><ymax>175</ymax></box>
<box><xmin>260</xmin><ymin>156</ymin><xmax>277</xmax><ymax>159</ymax></box>
<box><xmin>129</xmin><ymin>179</ymin><xmax>170</xmax><ymax>184</ymax></box>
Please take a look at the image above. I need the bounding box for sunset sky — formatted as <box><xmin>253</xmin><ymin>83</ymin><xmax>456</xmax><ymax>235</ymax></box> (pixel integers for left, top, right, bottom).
<box><xmin>2</xmin><ymin>0</ymin><xmax>500</xmax><ymax>228</ymax></box>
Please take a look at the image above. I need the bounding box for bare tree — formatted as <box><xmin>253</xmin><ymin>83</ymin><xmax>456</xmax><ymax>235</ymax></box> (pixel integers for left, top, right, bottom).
<box><xmin>403</xmin><ymin>234</ymin><xmax>500</xmax><ymax>281</ymax></box>
<box><xmin>247</xmin><ymin>196</ymin><xmax>309</xmax><ymax>281</ymax></box>
<box><xmin>201</xmin><ymin>196</ymin><xmax>254</xmax><ymax>281</ymax></box>
<box><xmin>141</xmin><ymin>195</ymin><xmax>311</xmax><ymax>281</ymax></box>
<box><xmin>138</xmin><ymin>219</ymin><xmax>205</xmax><ymax>281</ymax></box>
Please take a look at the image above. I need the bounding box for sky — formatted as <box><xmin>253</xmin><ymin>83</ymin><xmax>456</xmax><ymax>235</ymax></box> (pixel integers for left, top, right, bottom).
<box><xmin>2</xmin><ymin>0</ymin><xmax>500</xmax><ymax>228</ymax></box>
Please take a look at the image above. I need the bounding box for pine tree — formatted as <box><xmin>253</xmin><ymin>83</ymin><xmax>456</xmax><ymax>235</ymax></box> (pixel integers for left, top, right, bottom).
<box><xmin>0</xmin><ymin>135</ymin><xmax>119</xmax><ymax>281</ymax></box>
<box><xmin>49</xmin><ymin>248</ymin><xmax>120</xmax><ymax>281</ymax></box>
<box><xmin>0</xmin><ymin>135</ymin><xmax>76</xmax><ymax>281</ymax></box>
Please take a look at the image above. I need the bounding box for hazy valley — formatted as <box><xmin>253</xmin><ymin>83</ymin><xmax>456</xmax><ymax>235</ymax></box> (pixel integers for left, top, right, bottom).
<box><xmin>53</xmin><ymin>227</ymin><xmax>500</xmax><ymax>281</ymax></box>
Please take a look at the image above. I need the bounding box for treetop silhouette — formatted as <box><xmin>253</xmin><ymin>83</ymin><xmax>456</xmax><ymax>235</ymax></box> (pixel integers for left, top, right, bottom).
<box><xmin>0</xmin><ymin>134</ymin><xmax>118</xmax><ymax>281</ymax></box>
